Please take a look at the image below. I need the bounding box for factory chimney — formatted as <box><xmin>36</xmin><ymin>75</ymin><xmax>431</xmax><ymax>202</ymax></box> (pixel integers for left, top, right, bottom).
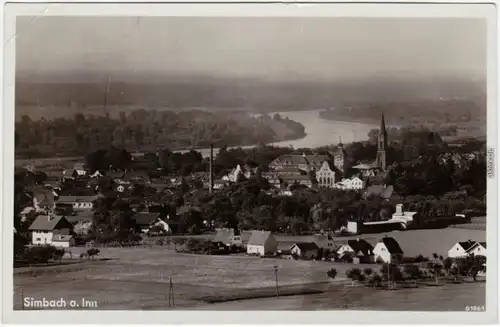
<box><xmin>209</xmin><ymin>144</ymin><xmax>214</xmax><ymax>194</ymax></box>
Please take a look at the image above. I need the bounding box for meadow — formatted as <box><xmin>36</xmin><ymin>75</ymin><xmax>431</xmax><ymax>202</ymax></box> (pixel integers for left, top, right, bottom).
<box><xmin>13</xmin><ymin>225</ymin><xmax>486</xmax><ymax>310</ymax></box>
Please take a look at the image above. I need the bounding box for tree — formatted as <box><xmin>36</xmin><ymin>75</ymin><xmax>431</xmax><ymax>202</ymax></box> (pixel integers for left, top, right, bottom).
<box><xmin>369</xmin><ymin>273</ymin><xmax>382</xmax><ymax>288</ymax></box>
<box><xmin>442</xmin><ymin>257</ymin><xmax>453</xmax><ymax>275</ymax></box>
<box><xmin>404</xmin><ymin>264</ymin><xmax>422</xmax><ymax>285</ymax></box>
<box><xmin>346</xmin><ymin>268</ymin><xmax>362</xmax><ymax>286</ymax></box>
<box><xmin>86</xmin><ymin>248</ymin><xmax>100</xmax><ymax>260</ymax></box>
<box><xmin>380</xmin><ymin>263</ymin><xmax>403</xmax><ymax>290</ymax></box>
<box><xmin>52</xmin><ymin>248</ymin><xmax>65</xmax><ymax>264</ymax></box>
<box><xmin>327</xmin><ymin>268</ymin><xmax>338</xmax><ymax>280</ymax></box>
<box><xmin>427</xmin><ymin>262</ymin><xmax>443</xmax><ymax>285</ymax></box>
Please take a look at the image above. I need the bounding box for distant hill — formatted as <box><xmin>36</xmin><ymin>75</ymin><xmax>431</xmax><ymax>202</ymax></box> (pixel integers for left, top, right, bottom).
<box><xmin>15</xmin><ymin>73</ymin><xmax>486</xmax><ymax>120</ymax></box>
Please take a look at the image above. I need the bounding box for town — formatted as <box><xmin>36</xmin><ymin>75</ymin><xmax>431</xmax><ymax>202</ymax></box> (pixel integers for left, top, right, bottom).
<box><xmin>13</xmin><ymin>112</ymin><xmax>487</xmax><ymax>310</ymax></box>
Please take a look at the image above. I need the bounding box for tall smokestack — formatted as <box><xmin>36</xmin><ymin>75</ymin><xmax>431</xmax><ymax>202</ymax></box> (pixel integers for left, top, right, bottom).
<box><xmin>209</xmin><ymin>144</ymin><xmax>214</xmax><ymax>194</ymax></box>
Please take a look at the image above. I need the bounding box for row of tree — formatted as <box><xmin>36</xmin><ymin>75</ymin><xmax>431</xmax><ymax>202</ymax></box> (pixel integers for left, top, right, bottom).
<box><xmin>15</xmin><ymin>110</ymin><xmax>305</xmax><ymax>158</ymax></box>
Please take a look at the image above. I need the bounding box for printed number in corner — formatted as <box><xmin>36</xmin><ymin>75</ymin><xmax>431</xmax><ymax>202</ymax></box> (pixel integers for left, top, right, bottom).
<box><xmin>486</xmin><ymin>147</ymin><xmax>495</xmax><ymax>179</ymax></box>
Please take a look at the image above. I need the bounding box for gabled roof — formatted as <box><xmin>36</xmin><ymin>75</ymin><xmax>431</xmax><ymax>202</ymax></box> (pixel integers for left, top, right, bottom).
<box><xmin>347</xmin><ymin>239</ymin><xmax>374</xmax><ymax>256</ymax></box>
<box><xmin>292</xmin><ymin>242</ymin><xmax>319</xmax><ymax>252</ymax></box>
<box><xmin>379</xmin><ymin>237</ymin><xmax>404</xmax><ymax>254</ymax></box>
<box><xmin>248</xmin><ymin>230</ymin><xmax>274</xmax><ymax>246</ymax></box>
<box><xmin>33</xmin><ymin>189</ymin><xmax>55</xmax><ymax>207</ymax></box>
<box><xmin>132</xmin><ymin>212</ymin><xmax>161</xmax><ymax>226</ymax></box>
<box><xmin>478</xmin><ymin>242</ymin><xmax>487</xmax><ymax>249</ymax></box>
<box><xmin>28</xmin><ymin>215</ymin><xmax>71</xmax><ymax>231</ymax></box>
<box><xmin>270</xmin><ymin>154</ymin><xmax>329</xmax><ymax>167</ymax></box>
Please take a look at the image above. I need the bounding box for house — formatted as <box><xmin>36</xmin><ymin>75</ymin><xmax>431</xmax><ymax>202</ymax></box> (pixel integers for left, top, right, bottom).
<box><xmin>213</xmin><ymin>229</ymin><xmax>243</xmax><ymax>247</ymax></box>
<box><xmin>373</xmin><ymin>237</ymin><xmax>404</xmax><ymax>263</ymax></box>
<box><xmin>222</xmin><ymin>164</ymin><xmax>244</xmax><ymax>183</ymax></box>
<box><xmin>73</xmin><ymin>163</ymin><xmax>87</xmax><ymax>176</ymax></box>
<box><xmin>448</xmin><ymin>240</ymin><xmax>486</xmax><ymax>258</ymax></box>
<box><xmin>33</xmin><ymin>189</ymin><xmax>56</xmax><ymax>213</ymax></box>
<box><xmin>246</xmin><ymin>230</ymin><xmax>278</xmax><ymax>256</ymax></box>
<box><xmin>56</xmin><ymin>195</ymin><xmax>98</xmax><ymax>211</ymax></box>
<box><xmin>336</xmin><ymin>238</ymin><xmax>374</xmax><ymax>263</ymax></box>
<box><xmin>316</xmin><ymin>161</ymin><xmax>337</xmax><ymax>188</ymax></box>
<box><xmin>468</xmin><ymin>242</ymin><xmax>487</xmax><ymax>257</ymax></box>
<box><xmin>90</xmin><ymin>170</ymin><xmax>104</xmax><ymax>178</ymax></box>
<box><xmin>269</xmin><ymin>153</ymin><xmax>330</xmax><ymax>172</ymax></box>
<box><xmin>132</xmin><ymin>212</ymin><xmax>170</xmax><ymax>234</ymax></box>
<box><xmin>28</xmin><ymin>214</ymin><xmax>74</xmax><ymax>246</ymax></box>
<box><xmin>335</xmin><ymin>176</ymin><xmax>366</xmax><ymax>190</ymax></box>
<box><xmin>352</xmin><ymin>162</ymin><xmax>380</xmax><ymax>177</ymax></box>
<box><xmin>290</xmin><ymin>242</ymin><xmax>319</xmax><ymax>260</ymax></box>
<box><xmin>312</xmin><ymin>233</ymin><xmax>336</xmax><ymax>251</ymax></box>
<box><xmin>51</xmin><ymin>234</ymin><xmax>75</xmax><ymax>248</ymax></box>
<box><xmin>117</xmin><ymin>185</ymin><xmax>126</xmax><ymax>193</ymax></box>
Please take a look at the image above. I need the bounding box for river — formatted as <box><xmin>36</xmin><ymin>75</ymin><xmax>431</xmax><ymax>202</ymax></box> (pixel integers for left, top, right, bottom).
<box><xmin>177</xmin><ymin>109</ymin><xmax>378</xmax><ymax>157</ymax></box>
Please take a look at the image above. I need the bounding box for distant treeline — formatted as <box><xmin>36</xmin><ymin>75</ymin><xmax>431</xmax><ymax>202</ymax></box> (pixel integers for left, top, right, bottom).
<box><xmin>16</xmin><ymin>74</ymin><xmax>485</xmax><ymax>114</ymax></box>
<box><xmin>319</xmin><ymin>98</ymin><xmax>486</xmax><ymax>126</ymax></box>
<box><xmin>14</xmin><ymin>110</ymin><xmax>305</xmax><ymax>158</ymax></box>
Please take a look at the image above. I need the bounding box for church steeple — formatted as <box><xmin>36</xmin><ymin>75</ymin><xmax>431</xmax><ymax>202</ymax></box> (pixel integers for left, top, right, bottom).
<box><xmin>376</xmin><ymin>112</ymin><xmax>388</xmax><ymax>170</ymax></box>
<box><xmin>378</xmin><ymin>112</ymin><xmax>388</xmax><ymax>150</ymax></box>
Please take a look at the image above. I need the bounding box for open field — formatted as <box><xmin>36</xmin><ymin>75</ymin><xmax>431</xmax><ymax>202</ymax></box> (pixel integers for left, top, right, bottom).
<box><xmin>14</xmin><ymin>225</ymin><xmax>486</xmax><ymax>310</ymax></box>
<box><xmin>197</xmin><ymin>281</ymin><xmax>486</xmax><ymax>311</ymax></box>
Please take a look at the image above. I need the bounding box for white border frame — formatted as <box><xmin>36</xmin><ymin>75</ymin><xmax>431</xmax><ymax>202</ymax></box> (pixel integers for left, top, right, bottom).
<box><xmin>1</xmin><ymin>2</ymin><xmax>498</xmax><ymax>325</ymax></box>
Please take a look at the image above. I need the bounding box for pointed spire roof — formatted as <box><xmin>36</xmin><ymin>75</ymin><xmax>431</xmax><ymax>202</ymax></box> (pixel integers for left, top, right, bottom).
<box><xmin>380</xmin><ymin>112</ymin><xmax>387</xmax><ymax>135</ymax></box>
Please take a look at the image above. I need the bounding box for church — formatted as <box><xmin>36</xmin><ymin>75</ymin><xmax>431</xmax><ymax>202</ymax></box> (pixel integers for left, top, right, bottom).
<box><xmin>352</xmin><ymin>113</ymin><xmax>389</xmax><ymax>177</ymax></box>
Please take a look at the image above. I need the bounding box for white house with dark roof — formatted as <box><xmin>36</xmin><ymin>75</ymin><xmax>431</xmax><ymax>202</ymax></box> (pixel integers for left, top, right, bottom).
<box><xmin>28</xmin><ymin>214</ymin><xmax>74</xmax><ymax>246</ymax></box>
<box><xmin>132</xmin><ymin>212</ymin><xmax>170</xmax><ymax>234</ymax></box>
<box><xmin>337</xmin><ymin>238</ymin><xmax>374</xmax><ymax>263</ymax></box>
<box><xmin>448</xmin><ymin>240</ymin><xmax>487</xmax><ymax>258</ymax></box>
<box><xmin>373</xmin><ymin>237</ymin><xmax>404</xmax><ymax>263</ymax></box>
<box><xmin>246</xmin><ymin>230</ymin><xmax>278</xmax><ymax>256</ymax></box>
<box><xmin>290</xmin><ymin>242</ymin><xmax>319</xmax><ymax>260</ymax></box>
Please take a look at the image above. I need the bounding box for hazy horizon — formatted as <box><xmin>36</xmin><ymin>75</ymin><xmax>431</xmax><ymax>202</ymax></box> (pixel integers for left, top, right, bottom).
<box><xmin>16</xmin><ymin>16</ymin><xmax>486</xmax><ymax>83</ymax></box>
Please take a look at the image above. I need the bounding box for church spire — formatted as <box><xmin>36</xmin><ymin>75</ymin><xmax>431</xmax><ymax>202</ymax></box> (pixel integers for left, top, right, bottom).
<box><xmin>380</xmin><ymin>112</ymin><xmax>387</xmax><ymax>138</ymax></box>
<box><xmin>376</xmin><ymin>112</ymin><xmax>388</xmax><ymax>170</ymax></box>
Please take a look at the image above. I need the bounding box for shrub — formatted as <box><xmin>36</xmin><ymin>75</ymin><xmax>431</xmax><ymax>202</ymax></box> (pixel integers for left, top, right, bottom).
<box><xmin>327</xmin><ymin>268</ymin><xmax>338</xmax><ymax>280</ymax></box>
<box><xmin>363</xmin><ymin>268</ymin><xmax>373</xmax><ymax>277</ymax></box>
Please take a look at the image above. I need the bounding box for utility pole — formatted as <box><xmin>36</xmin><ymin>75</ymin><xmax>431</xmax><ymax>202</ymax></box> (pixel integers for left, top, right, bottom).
<box><xmin>273</xmin><ymin>265</ymin><xmax>280</xmax><ymax>298</ymax></box>
<box><xmin>168</xmin><ymin>276</ymin><xmax>175</xmax><ymax>308</ymax></box>
<box><xmin>21</xmin><ymin>288</ymin><xmax>24</xmax><ymax>310</ymax></box>
<box><xmin>209</xmin><ymin>144</ymin><xmax>214</xmax><ymax>194</ymax></box>
<box><xmin>388</xmin><ymin>263</ymin><xmax>391</xmax><ymax>291</ymax></box>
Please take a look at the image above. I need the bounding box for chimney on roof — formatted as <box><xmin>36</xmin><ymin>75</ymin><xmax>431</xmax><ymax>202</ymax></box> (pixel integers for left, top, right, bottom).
<box><xmin>48</xmin><ymin>210</ymin><xmax>55</xmax><ymax>221</ymax></box>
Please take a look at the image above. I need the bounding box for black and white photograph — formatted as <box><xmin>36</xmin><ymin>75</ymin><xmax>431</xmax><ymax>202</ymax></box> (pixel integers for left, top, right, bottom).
<box><xmin>2</xmin><ymin>2</ymin><xmax>498</xmax><ymax>324</ymax></box>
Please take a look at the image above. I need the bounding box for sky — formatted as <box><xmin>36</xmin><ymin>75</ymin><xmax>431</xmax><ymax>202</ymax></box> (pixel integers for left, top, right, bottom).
<box><xmin>15</xmin><ymin>16</ymin><xmax>487</xmax><ymax>82</ymax></box>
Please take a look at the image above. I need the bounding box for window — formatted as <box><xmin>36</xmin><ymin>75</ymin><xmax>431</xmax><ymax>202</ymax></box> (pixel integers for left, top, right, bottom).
<box><xmin>36</xmin><ymin>237</ymin><xmax>41</xmax><ymax>241</ymax></box>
